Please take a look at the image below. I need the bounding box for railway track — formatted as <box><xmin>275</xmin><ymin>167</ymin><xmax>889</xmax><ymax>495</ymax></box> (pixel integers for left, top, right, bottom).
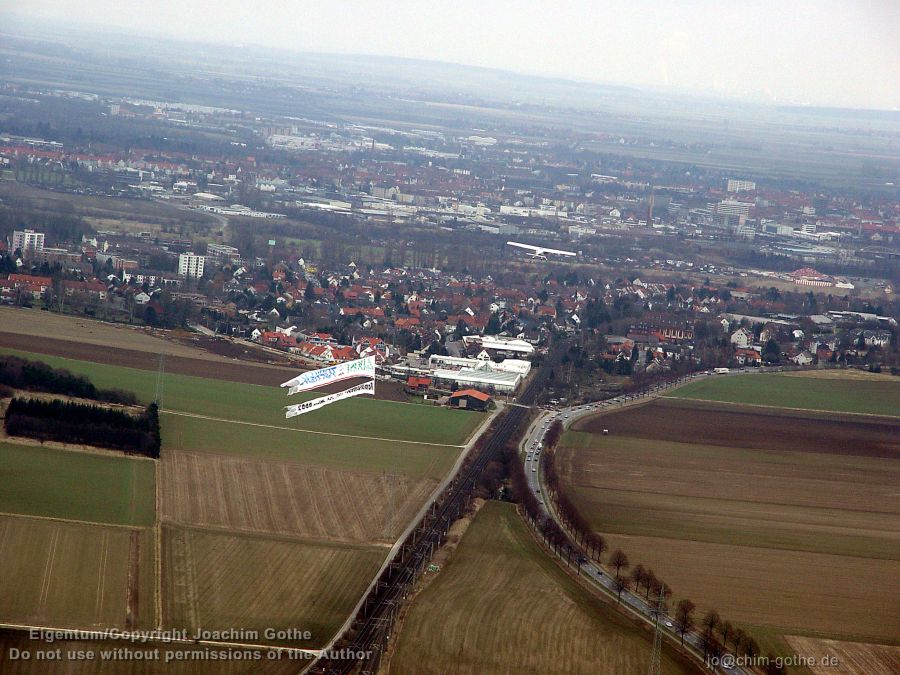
<box><xmin>310</xmin><ymin>346</ymin><xmax>561</xmax><ymax>674</ymax></box>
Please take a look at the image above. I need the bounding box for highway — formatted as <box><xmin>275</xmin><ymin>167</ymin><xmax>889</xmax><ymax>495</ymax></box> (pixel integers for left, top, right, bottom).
<box><xmin>522</xmin><ymin>369</ymin><xmax>762</xmax><ymax>675</ymax></box>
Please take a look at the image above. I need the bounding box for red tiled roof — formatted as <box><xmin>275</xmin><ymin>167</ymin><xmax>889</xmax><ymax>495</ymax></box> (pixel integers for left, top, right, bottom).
<box><xmin>450</xmin><ymin>389</ymin><xmax>491</xmax><ymax>402</ymax></box>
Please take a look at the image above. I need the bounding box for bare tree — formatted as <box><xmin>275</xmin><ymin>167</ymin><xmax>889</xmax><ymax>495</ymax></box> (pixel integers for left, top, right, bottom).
<box><xmin>609</xmin><ymin>549</ymin><xmax>629</xmax><ymax>579</ymax></box>
<box><xmin>721</xmin><ymin>620</ymin><xmax>734</xmax><ymax>652</ymax></box>
<box><xmin>674</xmin><ymin>599</ymin><xmax>695</xmax><ymax>646</ymax></box>
<box><xmin>630</xmin><ymin>563</ymin><xmax>646</xmax><ymax>596</ymax></box>
<box><xmin>702</xmin><ymin>610</ymin><xmax>721</xmax><ymax>641</ymax></box>
<box><xmin>613</xmin><ymin>574</ymin><xmax>630</xmax><ymax>603</ymax></box>
<box><xmin>643</xmin><ymin>569</ymin><xmax>657</xmax><ymax>600</ymax></box>
<box><xmin>730</xmin><ymin>627</ymin><xmax>746</xmax><ymax>655</ymax></box>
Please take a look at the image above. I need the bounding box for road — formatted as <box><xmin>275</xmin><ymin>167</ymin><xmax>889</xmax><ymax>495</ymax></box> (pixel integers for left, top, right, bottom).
<box><xmin>522</xmin><ymin>368</ymin><xmax>771</xmax><ymax>675</ymax></box>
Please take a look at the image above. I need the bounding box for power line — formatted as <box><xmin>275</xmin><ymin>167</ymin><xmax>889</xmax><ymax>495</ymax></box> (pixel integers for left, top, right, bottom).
<box><xmin>648</xmin><ymin>592</ymin><xmax>664</xmax><ymax>675</ymax></box>
<box><xmin>155</xmin><ymin>351</ymin><xmax>166</xmax><ymax>410</ymax></box>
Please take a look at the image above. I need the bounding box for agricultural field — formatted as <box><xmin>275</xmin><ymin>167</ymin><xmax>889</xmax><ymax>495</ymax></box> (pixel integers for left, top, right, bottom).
<box><xmin>0</xmin><ymin>339</ymin><xmax>480</xmax><ymax>661</ymax></box>
<box><xmin>0</xmin><ymin>515</ymin><xmax>155</xmax><ymax>630</ymax></box>
<box><xmin>559</xmin><ymin>381</ymin><xmax>900</xmax><ymax>652</ymax></box>
<box><xmin>785</xmin><ymin>636</ymin><xmax>900</xmax><ymax>675</ymax></box>
<box><xmin>387</xmin><ymin>501</ymin><xmax>695</xmax><ymax>675</ymax></box>
<box><xmin>161</xmin><ymin>414</ymin><xmax>460</xmax><ymax>477</ymax></box>
<box><xmin>669</xmin><ymin>370</ymin><xmax>900</xmax><ymax>417</ymax></box>
<box><xmin>161</xmin><ymin>525</ymin><xmax>385</xmax><ymax>649</ymax></box>
<box><xmin>0</xmin><ymin>306</ymin><xmax>238</xmax><ymax>362</ymax></box>
<box><xmin>160</xmin><ymin>449</ymin><xmax>437</xmax><ymax>544</ymax></box>
<box><xmin>0</xmin><ymin>441</ymin><xmax>155</xmax><ymax>526</ymax></box>
<box><xmin>0</xmin><ymin>347</ymin><xmax>481</xmax><ymax>445</ymax></box>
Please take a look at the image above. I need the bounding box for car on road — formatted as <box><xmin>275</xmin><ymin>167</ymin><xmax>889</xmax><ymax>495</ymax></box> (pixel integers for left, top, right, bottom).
<box><xmin>532</xmin><ymin>467</ymin><xmax>536</xmax><ymax>472</ymax></box>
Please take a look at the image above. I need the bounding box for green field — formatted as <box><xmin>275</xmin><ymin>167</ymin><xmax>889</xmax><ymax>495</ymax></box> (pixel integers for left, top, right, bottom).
<box><xmin>0</xmin><ymin>348</ymin><xmax>479</xmax><ymax>445</ymax></box>
<box><xmin>0</xmin><ymin>442</ymin><xmax>155</xmax><ymax>526</ymax></box>
<box><xmin>388</xmin><ymin>501</ymin><xmax>692</xmax><ymax>675</ymax></box>
<box><xmin>669</xmin><ymin>372</ymin><xmax>900</xmax><ymax>416</ymax></box>
<box><xmin>162</xmin><ymin>414</ymin><xmax>460</xmax><ymax>480</ymax></box>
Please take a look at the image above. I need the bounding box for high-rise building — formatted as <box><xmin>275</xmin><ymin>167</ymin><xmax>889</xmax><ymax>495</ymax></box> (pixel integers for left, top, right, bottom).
<box><xmin>727</xmin><ymin>179</ymin><xmax>756</xmax><ymax>193</ymax></box>
<box><xmin>178</xmin><ymin>253</ymin><xmax>205</xmax><ymax>278</ymax></box>
<box><xmin>11</xmin><ymin>229</ymin><xmax>45</xmax><ymax>256</ymax></box>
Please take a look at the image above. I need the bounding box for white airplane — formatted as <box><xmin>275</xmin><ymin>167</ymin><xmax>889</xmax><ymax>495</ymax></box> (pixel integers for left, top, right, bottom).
<box><xmin>507</xmin><ymin>241</ymin><xmax>577</xmax><ymax>261</ymax></box>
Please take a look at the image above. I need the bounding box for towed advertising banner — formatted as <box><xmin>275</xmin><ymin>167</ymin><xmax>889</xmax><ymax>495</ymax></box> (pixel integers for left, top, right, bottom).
<box><xmin>280</xmin><ymin>356</ymin><xmax>375</xmax><ymax>395</ymax></box>
<box><xmin>284</xmin><ymin>379</ymin><xmax>375</xmax><ymax>418</ymax></box>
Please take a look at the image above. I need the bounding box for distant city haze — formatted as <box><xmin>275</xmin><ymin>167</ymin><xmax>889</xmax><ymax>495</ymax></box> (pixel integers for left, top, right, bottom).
<box><xmin>7</xmin><ymin>0</ymin><xmax>900</xmax><ymax>110</ymax></box>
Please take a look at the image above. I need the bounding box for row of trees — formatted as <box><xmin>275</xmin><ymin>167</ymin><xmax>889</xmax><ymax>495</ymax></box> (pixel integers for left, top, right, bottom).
<box><xmin>0</xmin><ymin>355</ymin><xmax>136</xmax><ymax>404</ymax></box>
<box><xmin>5</xmin><ymin>398</ymin><xmax>161</xmax><ymax>458</ymax></box>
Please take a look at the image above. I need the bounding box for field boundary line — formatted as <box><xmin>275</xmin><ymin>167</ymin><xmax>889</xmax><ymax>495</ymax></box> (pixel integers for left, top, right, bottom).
<box><xmin>155</xmin><ymin>458</ymin><xmax>163</xmax><ymax>630</ymax></box>
<box><xmin>161</xmin><ymin>409</ymin><xmax>466</xmax><ymax>447</ymax></box>
<box><xmin>663</xmin><ymin>395</ymin><xmax>900</xmax><ymax>420</ymax></box>
<box><xmin>0</xmin><ymin>434</ymin><xmax>157</xmax><ymax>461</ymax></box>
<box><xmin>0</xmin><ymin>510</ymin><xmax>147</xmax><ymax>530</ymax></box>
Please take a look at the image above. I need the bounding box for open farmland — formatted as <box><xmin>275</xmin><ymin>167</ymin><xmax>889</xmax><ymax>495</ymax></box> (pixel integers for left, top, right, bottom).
<box><xmin>388</xmin><ymin>501</ymin><xmax>695</xmax><ymax>675</ymax></box>
<box><xmin>0</xmin><ymin>342</ymin><xmax>483</xmax><ymax>659</ymax></box>
<box><xmin>0</xmin><ymin>347</ymin><xmax>481</xmax><ymax>445</ymax></box>
<box><xmin>161</xmin><ymin>413</ymin><xmax>460</xmax><ymax>477</ymax></box>
<box><xmin>668</xmin><ymin>371</ymin><xmax>900</xmax><ymax>417</ymax></box>
<box><xmin>785</xmin><ymin>636</ymin><xmax>900</xmax><ymax>675</ymax></box>
<box><xmin>0</xmin><ymin>441</ymin><xmax>155</xmax><ymax>526</ymax></box>
<box><xmin>0</xmin><ymin>318</ymin><xmax>414</xmax><ymax>399</ymax></box>
<box><xmin>559</xmin><ymin>391</ymin><xmax>900</xmax><ymax>647</ymax></box>
<box><xmin>162</xmin><ymin>526</ymin><xmax>385</xmax><ymax>649</ymax></box>
<box><xmin>0</xmin><ymin>515</ymin><xmax>155</xmax><ymax>629</ymax></box>
<box><xmin>160</xmin><ymin>449</ymin><xmax>436</xmax><ymax>543</ymax></box>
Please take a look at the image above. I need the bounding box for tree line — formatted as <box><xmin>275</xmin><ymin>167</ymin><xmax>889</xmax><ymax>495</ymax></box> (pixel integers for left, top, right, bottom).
<box><xmin>0</xmin><ymin>355</ymin><xmax>136</xmax><ymax>405</ymax></box>
<box><xmin>5</xmin><ymin>397</ymin><xmax>161</xmax><ymax>458</ymax></box>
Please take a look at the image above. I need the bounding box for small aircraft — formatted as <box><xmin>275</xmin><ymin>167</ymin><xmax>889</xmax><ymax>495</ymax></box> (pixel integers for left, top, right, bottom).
<box><xmin>507</xmin><ymin>240</ymin><xmax>577</xmax><ymax>261</ymax></box>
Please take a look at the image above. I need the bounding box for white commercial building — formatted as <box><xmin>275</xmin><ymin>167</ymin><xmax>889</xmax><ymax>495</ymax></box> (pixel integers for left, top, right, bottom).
<box><xmin>727</xmin><ymin>179</ymin><xmax>756</xmax><ymax>193</ymax></box>
<box><xmin>432</xmin><ymin>365</ymin><xmax>522</xmax><ymax>394</ymax></box>
<box><xmin>428</xmin><ymin>354</ymin><xmax>532</xmax><ymax>376</ymax></box>
<box><xmin>462</xmin><ymin>335</ymin><xmax>535</xmax><ymax>356</ymax></box>
<box><xmin>12</xmin><ymin>229</ymin><xmax>45</xmax><ymax>255</ymax></box>
<box><xmin>178</xmin><ymin>253</ymin><xmax>205</xmax><ymax>278</ymax></box>
<box><xmin>716</xmin><ymin>200</ymin><xmax>753</xmax><ymax>217</ymax></box>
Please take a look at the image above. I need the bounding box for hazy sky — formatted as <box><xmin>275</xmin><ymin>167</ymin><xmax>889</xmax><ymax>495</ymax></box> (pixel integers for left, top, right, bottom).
<box><xmin>9</xmin><ymin>0</ymin><xmax>900</xmax><ymax>109</ymax></box>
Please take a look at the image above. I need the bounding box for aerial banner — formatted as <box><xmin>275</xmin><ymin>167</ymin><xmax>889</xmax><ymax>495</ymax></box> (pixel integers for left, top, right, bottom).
<box><xmin>280</xmin><ymin>356</ymin><xmax>375</xmax><ymax>395</ymax></box>
<box><xmin>284</xmin><ymin>379</ymin><xmax>375</xmax><ymax>418</ymax></box>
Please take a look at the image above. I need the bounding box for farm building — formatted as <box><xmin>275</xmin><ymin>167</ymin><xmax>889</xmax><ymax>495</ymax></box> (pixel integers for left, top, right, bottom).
<box><xmin>449</xmin><ymin>389</ymin><xmax>492</xmax><ymax>411</ymax></box>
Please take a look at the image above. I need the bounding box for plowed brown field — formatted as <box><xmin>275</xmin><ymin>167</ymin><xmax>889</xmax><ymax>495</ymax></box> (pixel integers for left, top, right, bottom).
<box><xmin>160</xmin><ymin>450</ymin><xmax>435</xmax><ymax>544</ymax></box>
